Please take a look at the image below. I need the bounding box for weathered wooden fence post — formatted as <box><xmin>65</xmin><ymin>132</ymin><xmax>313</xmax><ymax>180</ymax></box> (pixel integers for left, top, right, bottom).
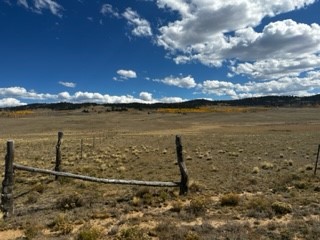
<box><xmin>314</xmin><ymin>144</ymin><xmax>320</xmax><ymax>175</ymax></box>
<box><xmin>1</xmin><ymin>140</ymin><xmax>14</xmax><ymax>218</ymax></box>
<box><xmin>80</xmin><ymin>139</ymin><xmax>83</xmax><ymax>160</ymax></box>
<box><xmin>176</xmin><ymin>135</ymin><xmax>189</xmax><ymax>195</ymax></box>
<box><xmin>55</xmin><ymin>132</ymin><xmax>63</xmax><ymax>180</ymax></box>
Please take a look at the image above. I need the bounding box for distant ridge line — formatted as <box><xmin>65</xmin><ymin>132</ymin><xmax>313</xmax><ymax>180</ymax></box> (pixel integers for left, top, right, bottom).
<box><xmin>2</xmin><ymin>94</ymin><xmax>320</xmax><ymax>111</ymax></box>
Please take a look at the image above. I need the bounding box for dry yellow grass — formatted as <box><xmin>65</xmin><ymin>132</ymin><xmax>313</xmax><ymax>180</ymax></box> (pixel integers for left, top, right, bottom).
<box><xmin>1</xmin><ymin>110</ymin><xmax>34</xmax><ymax>118</ymax></box>
<box><xmin>0</xmin><ymin>107</ymin><xmax>320</xmax><ymax>239</ymax></box>
<box><xmin>156</xmin><ymin>106</ymin><xmax>268</xmax><ymax>113</ymax></box>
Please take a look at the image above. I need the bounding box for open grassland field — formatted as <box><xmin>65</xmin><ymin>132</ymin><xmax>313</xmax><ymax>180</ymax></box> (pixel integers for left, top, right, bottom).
<box><xmin>0</xmin><ymin>107</ymin><xmax>320</xmax><ymax>240</ymax></box>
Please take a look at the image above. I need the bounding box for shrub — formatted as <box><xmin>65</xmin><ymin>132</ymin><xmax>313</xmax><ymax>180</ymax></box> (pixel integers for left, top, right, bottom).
<box><xmin>252</xmin><ymin>167</ymin><xmax>260</xmax><ymax>174</ymax></box>
<box><xmin>57</xmin><ymin>194</ymin><xmax>84</xmax><ymax>210</ymax></box>
<box><xmin>189</xmin><ymin>181</ymin><xmax>205</xmax><ymax>193</ymax></box>
<box><xmin>187</xmin><ymin>197</ymin><xmax>207</xmax><ymax>216</ymax></box>
<box><xmin>23</xmin><ymin>222</ymin><xmax>41</xmax><ymax>240</ymax></box>
<box><xmin>26</xmin><ymin>192</ymin><xmax>39</xmax><ymax>204</ymax></box>
<box><xmin>77</xmin><ymin>225</ymin><xmax>103</xmax><ymax>240</ymax></box>
<box><xmin>117</xmin><ymin>227</ymin><xmax>150</xmax><ymax>240</ymax></box>
<box><xmin>246</xmin><ymin>197</ymin><xmax>273</xmax><ymax>219</ymax></box>
<box><xmin>185</xmin><ymin>231</ymin><xmax>200</xmax><ymax>240</ymax></box>
<box><xmin>261</xmin><ymin>161</ymin><xmax>274</xmax><ymax>170</ymax></box>
<box><xmin>271</xmin><ymin>201</ymin><xmax>292</xmax><ymax>215</ymax></box>
<box><xmin>294</xmin><ymin>181</ymin><xmax>308</xmax><ymax>190</ymax></box>
<box><xmin>220</xmin><ymin>193</ymin><xmax>240</xmax><ymax>206</ymax></box>
<box><xmin>171</xmin><ymin>200</ymin><xmax>183</xmax><ymax>213</ymax></box>
<box><xmin>50</xmin><ymin>213</ymin><xmax>73</xmax><ymax>235</ymax></box>
<box><xmin>305</xmin><ymin>165</ymin><xmax>313</xmax><ymax>171</ymax></box>
<box><xmin>155</xmin><ymin>222</ymin><xmax>186</xmax><ymax>240</ymax></box>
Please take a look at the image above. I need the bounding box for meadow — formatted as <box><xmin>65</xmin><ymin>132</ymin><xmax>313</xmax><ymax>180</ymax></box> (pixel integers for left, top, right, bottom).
<box><xmin>0</xmin><ymin>106</ymin><xmax>320</xmax><ymax>239</ymax></box>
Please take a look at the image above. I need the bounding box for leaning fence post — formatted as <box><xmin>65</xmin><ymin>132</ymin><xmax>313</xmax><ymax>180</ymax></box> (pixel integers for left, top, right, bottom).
<box><xmin>55</xmin><ymin>132</ymin><xmax>63</xmax><ymax>180</ymax></box>
<box><xmin>176</xmin><ymin>135</ymin><xmax>189</xmax><ymax>195</ymax></box>
<box><xmin>80</xmin><ymin>139</ymin><xmax>83</xmax><ymax>160</ymax></box>
<box><xmin>1</xmin><ymin>140</ymin><xmax>15</xmax><ymax>218</ymax></box>
<box><xmin>314</xmin><ymin>144</ymin><xmax>320</xmax><ymax>175</ymax></box>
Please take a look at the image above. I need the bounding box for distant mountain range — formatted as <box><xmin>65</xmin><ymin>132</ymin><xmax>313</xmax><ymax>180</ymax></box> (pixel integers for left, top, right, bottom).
<box><xmin>2</xmin><ymin>94</ymin><xmax>320</xmax><ymax>111</ymax></box>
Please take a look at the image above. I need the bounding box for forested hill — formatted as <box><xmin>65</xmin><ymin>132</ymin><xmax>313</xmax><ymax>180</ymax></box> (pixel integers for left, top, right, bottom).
<box><xmin>2</xmin><ymin>94</ymin><xmax>320</xmax><ymax>111</ymax></box>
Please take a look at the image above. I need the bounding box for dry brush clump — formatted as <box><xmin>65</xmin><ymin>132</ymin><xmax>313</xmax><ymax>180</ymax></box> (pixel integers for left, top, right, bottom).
<box><xmin>220</xmin><ymin>193</ymin><xmax>241</xmax><ymax>207</ymax></box>
<box><xmin>77</xmin><ymin>224</ymin><xmax>103</xmax><ymax>240</ymax></box>
<box><xmin>246</xmin><ymin>196</ymin><xmax>274</xmax><ymax>219</ymax></box>
<box><xmin>186</xmin><ymin>197</ymin><xmax>208</xmax><ymax>216</ymax></box>
<box><xmin>131</xmin><ymin>188</ymin><xmax>175</xmax><ymax>207</ymax></box>
<box><xmin>271</xmin><ymin>201</ymin><xmax>292</xmax><ymax>215</ymax></box>
<box><xmin>57</xmin><ymin>193</ymin><xmax>85</xmax><ymax>210</ymax></box>
<box><xmin>116</xmin><ymin>226</ymin><xmax>151</xmax><ymax>240</ymax></box>
<box><xmin>23</xmin><ymin>221</ymin><xmax>43</xmax><ymax>240</ymax></box>
<box><xmin>48</xmin><ymin>213</ymin><xmax>73</xmax><ymax>235</ymax></box>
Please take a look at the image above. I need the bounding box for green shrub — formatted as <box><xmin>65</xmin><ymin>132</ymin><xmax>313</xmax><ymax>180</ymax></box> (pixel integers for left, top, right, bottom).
<box><xmin>77</xmin><ymin>225</ymin><xmax>103</xmax><ymax>240</ymax></box>
<box><xmin>117</xmin><ymin>227</ymin><xmax>150</xmax><ymax>240</ymax></box>
<box><xmin>271</xmin><ymin>201</ymin><xmax>292</xmax><ymax>215</ymax></box>
<box><xmin>246</xmin><ymin>197</ymin><xmax>273</xmax><ymax>219</ymax></box>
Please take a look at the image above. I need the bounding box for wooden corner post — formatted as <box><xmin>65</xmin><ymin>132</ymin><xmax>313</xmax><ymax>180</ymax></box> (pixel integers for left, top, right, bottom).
<box><xmin>176</xmin><ymin>135</ymin><xmax>189</xmax><ymax>195</ymax></box>
<box><xmin>314</xmin><ymin>144</ymin><xmax>320</xmax><ymax>176</ymax></box>
<box><xmin>1</xmin><ymin>140</ymin><xmax>15</xmax><ymax>218</ymax></box>
<box><xmin>55</xmin><ymin>132</ymin><xmax>63</xmax><ymax>180</ymax></box>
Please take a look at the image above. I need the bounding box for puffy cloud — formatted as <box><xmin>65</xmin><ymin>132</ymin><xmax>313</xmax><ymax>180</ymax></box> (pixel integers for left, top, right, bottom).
<box><xmin>0</xmin><ymin>86</ymin><xmax>186</xmax><ymax>104</ymax></box>
<box><xmin>159</xmin><ymin>75</ymin><xmax>197</xmax><ymax>88</ymax></box>
<box><xmin>100</xmin><ymin>3</ymin><xmax>119</xmax><ymax>18</ymax></box>
<box><xmin>157</xmin><ymin>0</ymin><xmax>315</xmax><ymax>51</ymax></box>
<box><xmin>58</xmin><ymin>81</ymin><xmax>76</xmax><ymax>88</ymax></box>
<box><xmin>231</xmin><ymin>55</ymin><xmax>320</xmax><ymax>80</ymax></box>
<box><xmin>58</xmin><ymin>91</ymin><xmax>71</xmax><ymax>100</ymax></box>
<box><xmin>159</xmin><ymin>97</ymin><xmax>186</xmax><ymax>103</ymax></box>
<box><xmin>0</xmin><ymin>87</ymin><xmax>57</xmax><ymax>100</ymax></box>
<box><xmin>59</xmin><ymin>91</ymin><xmax>186</xmax><ymax>104</ymax></box>
<box><xmin>139</xmin><ymin>92</ymin><xmax>154</xmax><ymax>102</ymax></box>
<box><xmin>117</xmin><ymin>69</ymin><xmax>137</xmax><ymax>79</ymax></box>
<box><xmin>123</xmin><ymin>8</ymin><xmax>152</xmax><ymax>37</ymax></box>
<box><xmin>156</xmin><ymin>0</ymin><xmax>320</xmax><ymax>82</ymax></box>
<box><xmin>0</xmin><ymin>98</ymin><xmax>27</xmax><ymax>108</ymax></box>
<box><xmin>225</xmin><ymin>20</ymin><xmax>320</xmax><ymax>62</ymax></box>
<box><xmin>201</xmin><ymin>71</ymin><xmax>320</xmax><ymax>99</ymax></box>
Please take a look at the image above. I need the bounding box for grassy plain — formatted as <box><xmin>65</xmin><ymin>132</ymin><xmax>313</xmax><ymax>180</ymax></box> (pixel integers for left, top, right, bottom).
<box><xmin>0</xmin><ymin>106</ymin><xmax>320</xmax><ymax>239</ymax></box>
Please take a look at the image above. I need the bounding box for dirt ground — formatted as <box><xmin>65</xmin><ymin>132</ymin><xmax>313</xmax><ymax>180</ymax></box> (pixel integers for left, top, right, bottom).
<box><xmin>0</xmin><ymin>107</ymin><xmax>320</xmax><ymax>239</ymax></box>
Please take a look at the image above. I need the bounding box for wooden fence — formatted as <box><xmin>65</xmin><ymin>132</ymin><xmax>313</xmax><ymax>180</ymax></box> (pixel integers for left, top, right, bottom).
<box><xmin>0</xmin><ymin>133</ymin><xmax>189</xmax><ymax>218</ymax></box>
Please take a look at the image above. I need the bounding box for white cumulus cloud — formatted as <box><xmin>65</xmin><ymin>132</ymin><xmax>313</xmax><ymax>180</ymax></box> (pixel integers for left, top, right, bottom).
<box><xmin>201</xmin><ymin>71</ymin><xmax>320</xmax><ymax>99</ymax></box>
<box><xmin>0</xmin><ymin>86</ymin><xmax>188</xmax><ymax>104</ymax></box>
<box><xmin>139</xmin><ymin>92</ymin><xmax>154</xmax><ymax>102</ymax></box>
<box><xmin>159</xmin><ymin>75</ymin><xmax>197</xmax><ymax>89</ymax></box>
<box><xmin>0</xmin><ymin>98</ymin><xmax>27</xmax><ymax>108</ymax></box>
<box><xmin>154</xmin><ymin>0</ymin><xmax>320</xmax><ymax>97</ymax></box>
<box><xmin>123</xmin><ymin>8</ymin><xmax>152</xmax><ymax>37</ymax></box>
<box><xmin>117</xmin><ymin>69</ymin><xmax>137</xmax><ymax>79</ymax></box>
<box><xmin>160</xmin><ymin>97</ymin><xmax>186</xmax><ymax>103</ymax></box>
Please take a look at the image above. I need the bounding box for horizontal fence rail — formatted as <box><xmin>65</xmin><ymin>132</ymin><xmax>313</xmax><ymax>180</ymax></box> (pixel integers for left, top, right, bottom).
<box><xmin>13</xmin><ymin>164</ymin><xmax>180</xmax><ymax>187</ymax></box>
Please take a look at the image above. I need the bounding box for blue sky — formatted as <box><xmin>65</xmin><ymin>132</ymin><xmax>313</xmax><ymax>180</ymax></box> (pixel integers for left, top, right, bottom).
<box><xmin>0</xmin><ymin>0</ymin><xmax>320</xmax><ymax>107</ymax></box>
